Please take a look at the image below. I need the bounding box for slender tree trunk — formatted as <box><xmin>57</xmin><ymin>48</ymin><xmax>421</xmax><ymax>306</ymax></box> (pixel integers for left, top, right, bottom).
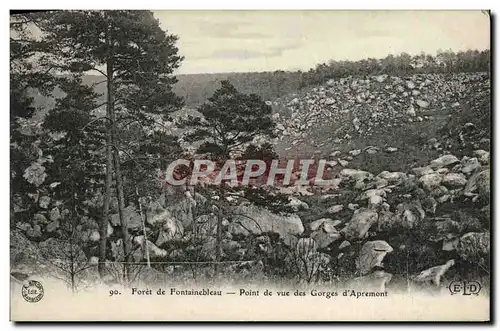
<box><xmin>99</xmin><ymin>100</ymin><xmax>113</xmax><ymax>278</ymax></box>
<box><xmin>214</xmin><ymin>155</ymin><xmax>230</xmax><ymax>275</ymax></box>
<box><xmin>214</xmin><ymin>185</ymin><xmax>224</xmax><ymax>275</ymax></box>
<box><xmin>214</xmin><ymin>209</ymin><xmax>223</xmax><ymax>275</ymax></box>
<box><xmin>112</xmin><ymin>147</ymin><xmax>132</xmax><ymax>283</ymax></box>
<box><xmin>106</xmin><ymin>18</ymin><xmax>132</xmax><ymax>283</ymax></box>
<box><xmin>136</xmin><ymin>187</ymin><xmax>150</xmax><ymax>268</ymax></box>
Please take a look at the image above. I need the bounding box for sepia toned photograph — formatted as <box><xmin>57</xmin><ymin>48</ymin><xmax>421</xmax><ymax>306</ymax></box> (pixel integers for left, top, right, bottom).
<box><xmin>9</xmin><ymin>9</ymin><xmax>491</xmax><ymax>322</ymax></box>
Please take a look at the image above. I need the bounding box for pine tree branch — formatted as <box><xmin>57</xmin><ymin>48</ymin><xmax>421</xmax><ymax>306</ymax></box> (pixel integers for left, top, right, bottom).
<box><xmin>81</xmin><ymin>116</ymin><xmax>111</xmax><ymax>131</ymax></box>
<box><xmin>90</xmin><ymin>80</ymin><xmax>108</xmax><ymax>89</ymax></box>
<box><xmin>89</xmin><ymin>66</ymin><xmax>108</xmax><ymax>78</ymax></box>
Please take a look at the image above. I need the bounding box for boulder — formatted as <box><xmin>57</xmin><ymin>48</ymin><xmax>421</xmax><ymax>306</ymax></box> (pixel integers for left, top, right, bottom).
<box><xmin>463</xmin><ymin>168</ymin><xmax>490</xmax><ymax>201</ymax></box>
<box><xmin>323</xmin><ymin>220</ymin><xmax>341</xmax><ymax>233</ymax></box>
<box><xmin>473</xmin><ymin>150</ymin><xmax>490</xmax><ymax>165</ymax></box>
<box><xmin>39</xmin><ymin>196</ymin><xmax>50</xmax><ymax>209</ymax></box>
<box><xmin>49</xmin><ymin>207</ymin><xmax>61</xmax><ymax>222</ymax></box>
<box><xmin>340</xmin><ymin>169</ymin><xmax>373</xmax><ymax>182</ymax></box>
<box><xmin>347</xmin><ymin>203</ymin><xmax>359</xmax><ymax>210</ymax></box>
<box><xmin>338</xmin><ymin>159</ymin><xmax>349</xmax><ymax>167</ymax></box>
<box><xmin>430</xmin><ymin>186</ymin><xmax>449</xmax><ymax>197</ymax></box>
<box><xmin>110</xmin><ymin>205</ymin><xmax>142</xmax><ymax>229</ymax></box>
<box><xmin>330</xmin><ymin>151</ymin><xmax>342</xmax><ymax>157</ymax></box>
<box><xmin>436</xmin><ymin>168</ymin><xmax>449</xmax><ymax>175</ymax></box>
<box><xmin>442</xmin><ymin>173</ymin><xmax>467</xmax><ymax>188</ymax></box>
<box><xmin>327</xmin><ymin>204</ymin><xmax>344</xmax><ymax>214</ymax></box>
<box><xmin>442</xmin><ymin>237</ymin><xmax>459</xmax><ymax>251</ymax></box>
<box><xmin>412</xmin><ymin>260</ymin><xmax>455</xmax><ymax>286</ymax></box>
<box><xmin>155</xmin><ymin>217</ymin><xmax>184</xmax><ymax>246</ymax></box>
<box><xmin>229</xmin><ymin>204</ymin><xmax>304</xmax><ymax>241</ymax></box>
<box><xmin>46</xmin><ymin>221</ymin><xmax>59</xmax><ymax>233</ymax></box>
<box><xmin>369</xmin><ymin>177</ymin><xmax>389</xmax><ymax>189</ymax></box>
<box><xmin>162</xmin><ymin>195</ymin><xmax>198</xmax><ymax>228</ymax></box>
<box><xmin>430</xmin><ymin>155</ymin><xmax>460</xmax><ymax>169</ymax></box>
<box><xmin>412</xmin><ymin>166</ymin><xmax>434</xmax><ymax>176</ymax></box>
<box><xmin>338</xmin><ymin>240</ymin><xmax>351</xmax><ymax>250</ymax></box>
<box><xmin>416</xmin><ymin>99</ymin><xmax>429</xmax><ymax>108</ymax></box>
<box><xmin>456</xmin><ymin>232</ymin><xmax>490</xmax><ymax>261</ymax></box>
<box><xmin>385</xmin><ymin>147</ymin><xmax>398</xmax><ymax>153</ymax></box>
<box><xmin>376</xmin><ymin>210</ymin><xmax>399</xmax><ymax>232</ymax></box>
<box><xmin>311</xmin><ymin>231</ymin><xmax>342</xmax><ymax>249</ymax></box>
<box><xmin>287</xmin><ymin>197</ymin><xmax>309</xmax><ymax>211</ymax></box>
<box><xmin>340</xmin><ymin>208</ymin><xmax>378</xmax><ymax>239</ymax></box>
<box><xmin>309</xmin><ymin>218</ymin><xmax>341</xmax><ymax>232</ymax></box>
<box><xmin>134</xmin><ymin>236</ymin><xmax>167</xmax><ymax>259</ymax></box>
<box><xmin>365</xmin><ymin>147</ymin><xmax>378</xmax><ymax>155</ymax></box>
<box><xmin>356</xmin><ymin>240</ymin><xmax>393</xmax><ymax>275</ymax></box>
<box><xmin>358</xmin><ymin>188</ymin><xmax>388</xmax><ymax>201</ymax></box>
<box><xmin>419</xmin><ymin>173</ymin><xmax>443</xmax><ymax>191</ymax></box>
<box><xmin>461</xmin><ymin>157</ymin><xmax>481</xmax><ymax>174</ymax></box>
<box><xmin>33</xmin><ymin>213</ymin><xmax>48</xmax><ymax>225</ymax></box>
<box><xmin>377</xmin><ymin>171</ymin><xmax>407</xmax><ymax>185</ymax></box>
<box><xmin>407</xmin><ymin>105</ymin><xmax>416</xmax><ymax>116</ymax></box>
<box><xmin>396</xmin><ymin>201</ymin><xmax>425</xmax><ymax>229</ymax></box>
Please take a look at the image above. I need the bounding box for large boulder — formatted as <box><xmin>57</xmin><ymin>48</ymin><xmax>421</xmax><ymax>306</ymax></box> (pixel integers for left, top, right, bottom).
<box><xmin>396</xmin><ymin>201</ymin><xmax>426</xmax><ymax>229</ymax></box>
<box><xmin>358</xmin><ymin>188</ymin><xmax>389</xmax><ymax>207</ymax></box>
<box><xmin>287</xmin><ymin>197</ymin><xmax>309</xmax><ymax>211</ymax></box>
<box><xmin>375</xmin><ymin>210</ymin><xmax>400</xmax><ymax>232</ymax></box>
<box><xmin>326</xmin><ymin>204</ymin><xmax>344</xmax><ymax>214</ymax></box>
<box><xmin>463</xmin><ymin>168</ymin><xmax>490</xmax><ymax>201</ymax></box>
<box><xmin>412</xmin><ymin>166</ymin><xmax>434</xmax><ymax>176</ymax></box>
<box><xmin>155</xmin><ymin>217</ymin><xmax>184</xmax><ymax>247</ymax></box>
<box><xmin>430</xmin><ymin>186</ymin><xmax>449</xmax><ymax>197</ymax></box>
<box><xmin>377</xmin><ymin>171</ymin><xmax>407</xmax><ymax>185</ymax></box>
<box><xmin>110</xmin><ymin>205</ymin><xmax>142</xmax><ymax>230</ymax></box>
<box><xmin>419</xmin><ymin>173</ymin><xmax>443</xmax><ymax>191</ymax></box>
<box><xmin>412</xmin><ymin>260</ymin><xmax>455</xmax><ymax>286</ymax></box>
<box><xmin>442</xmin><ymin>173</ymin><xmax>467</xmax><ymax>188</ymax></box>
<box><xmin>229</xmin><ymin>204</ymin><xmax>304</xmax><ymax>242</ymax></box>
<box><xmin>340</xmin><ymin>169</ymin><xmax>373</xmax><ymax>183</ymax></box>
<box><xmin>133</xmin><ymin>236</ymin><xmax>167</xmax><ymax>259</ymax></box>
<box><xmin>309</xmin><ymin>218</ymin><xmax>341</xmax><ymax>232</ymax></box>
<box><xmin>473</xmin><ymin>150</ymin><xmax>490</xmax><ymax>165</ymax></box>
<box><xmin>340</xmin><ymin>208</ymin><xmax>378</xmax><ymax>239</ymax></box>
<box><xmin>163</xmin><ymin>195</ymin><xmax>198</xmax><ymax>229</ymax></box>
<box><xmin>416</xmin><ymin>99</ymin><xmax>429</xmax><ymax>108</ymax></box>
<box><xmin>356</xmin><ymin>240</ymin><xmax>393</xmax><ymax>275</ymax></box>
<box><xmin>311</xmin><ymin>231</ymin><xmax>342</xmax><ymax>249</ymax></box>
<box><xmin>456</xmin><ymin>232</ymin><xmax>490</xmax><ymax>261</ymax></box>
<box><xmin>461</xmin><ymin>157</ymin><xmax>481</xmax><ymax>174</ymax></box>
<box><xmin>49</xmin><ymin>207</ymin><xmax>61</xmax><ymax>222</ymax></box>
<box><xmin>429</xmin><ymin>155</ymin><xmax>460</xmax><ymax>169</ymax></box>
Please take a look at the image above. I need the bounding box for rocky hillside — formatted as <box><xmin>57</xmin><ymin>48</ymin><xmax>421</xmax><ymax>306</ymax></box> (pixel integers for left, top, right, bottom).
<box><xmin>12</xmin><ymin>150</ymin><xmax>490</xmax><ymax>290</ymax></box>
<box><xmin>271</xmin><ymin>72</ymin><xmax>490</xmax><ymax>173</ymax></box>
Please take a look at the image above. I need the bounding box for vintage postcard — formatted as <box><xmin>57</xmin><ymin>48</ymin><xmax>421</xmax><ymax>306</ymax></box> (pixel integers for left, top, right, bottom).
<box><xmin>10</xmin><ymin>10</ymin><xmax>491</xmax><ymax>321</ymax></box>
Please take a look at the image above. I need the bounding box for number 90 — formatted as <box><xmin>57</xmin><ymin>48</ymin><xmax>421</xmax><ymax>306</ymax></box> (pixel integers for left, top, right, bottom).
<box><xmin>109</xmin><ymin>289</ymin><xmax>120</xmax><ymax>296</ymax></box>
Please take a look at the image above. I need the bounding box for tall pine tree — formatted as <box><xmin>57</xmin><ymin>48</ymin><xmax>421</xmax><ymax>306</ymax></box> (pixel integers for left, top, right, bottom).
<box><xmin>38</xmin><ymin>10</ymin><xmax>184</xmax><ymax>281</ymax></box>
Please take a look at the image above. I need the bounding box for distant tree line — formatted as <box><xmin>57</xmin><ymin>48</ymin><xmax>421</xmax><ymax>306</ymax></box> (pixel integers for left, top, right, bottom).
<box><xmin>175</xmin><ymin>49</ymin><xmax>490</xmax><ymax>107</ymax></box>
<box><xmin>301</xmin><ymin>49</ymin><xmax>491</xmax><ymax>86</ymax></box>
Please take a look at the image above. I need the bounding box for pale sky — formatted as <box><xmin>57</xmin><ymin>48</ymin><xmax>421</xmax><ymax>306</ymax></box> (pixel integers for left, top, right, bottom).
<box><xmin>153</xmin><ymin>10</ymin><xmax>490</xmax><ymax>74</ymax></box>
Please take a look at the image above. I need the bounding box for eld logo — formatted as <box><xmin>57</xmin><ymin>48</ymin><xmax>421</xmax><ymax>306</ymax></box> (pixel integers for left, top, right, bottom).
<box><xmin>448</xmin><ymin>281</ymin><xmax>482</xmax><ymax>296</ymax></box>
